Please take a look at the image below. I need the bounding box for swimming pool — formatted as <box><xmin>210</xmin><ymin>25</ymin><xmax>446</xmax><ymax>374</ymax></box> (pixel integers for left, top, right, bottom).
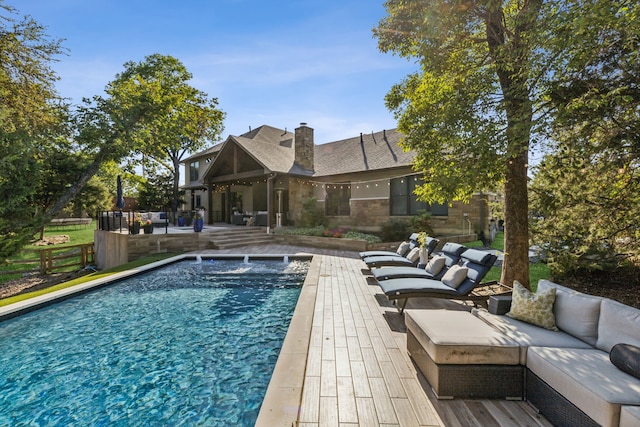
<box><xmin>0</xmin><ymin>257</ymin><xmax>310</xmax><ymax>426</ymax></box>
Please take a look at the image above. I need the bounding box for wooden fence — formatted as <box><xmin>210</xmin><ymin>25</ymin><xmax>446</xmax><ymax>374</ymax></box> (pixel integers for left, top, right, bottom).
<box><xmin>2</xmin><ymin>243</ymin><xmax>95</xmax><ymax>276</ymax></box>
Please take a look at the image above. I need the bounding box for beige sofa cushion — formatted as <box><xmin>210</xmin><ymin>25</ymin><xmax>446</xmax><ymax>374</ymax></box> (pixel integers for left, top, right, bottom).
<box><xmin>527</xmin><ymin>346</ymin><xmax>640</xmax><ymax>427</ymax></box>
<box><xmin>473</xmin><ymin>308</ymin><xmax>592</xmax><ymax>364</ymax></box>
<box><xmin>537</xmin><ymin>280</ymin><xmax>602</xmax><ymax>346</ymax></box>
<box><xmin>406</xmin><ymin>309</ymin><xmax>519</xmax><ymax>365</ymax></box>
<box><xmin>620</xmin><ymin>405</ymin><xmax>640</xmax><ymax>427</ymax></box>
<box><xmin>597</xmin><ymin>298</ymin><xmax>640</xmax><ymax>353</ymax></box>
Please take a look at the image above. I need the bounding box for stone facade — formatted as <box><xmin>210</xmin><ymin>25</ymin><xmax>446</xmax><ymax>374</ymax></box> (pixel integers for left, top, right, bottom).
<box><xmin>294</xmin><ymin>123</ymin><xmax>314</xmax><ymax>172</ymax></box>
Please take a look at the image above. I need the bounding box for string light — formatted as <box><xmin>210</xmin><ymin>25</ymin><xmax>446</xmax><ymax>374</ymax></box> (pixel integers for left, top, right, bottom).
<box><xmin>201</xmin><ymin>172</ymin><xmax>423</xmax><ymax>192</ymax></box>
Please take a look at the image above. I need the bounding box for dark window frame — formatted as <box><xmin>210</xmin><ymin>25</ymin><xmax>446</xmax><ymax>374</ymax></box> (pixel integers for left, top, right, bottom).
<box><xmin>189</xmin><ymin>161</ymin><xmax>200</xmax><ymax>182</ymax></box>
<box><xmin>325</xmin><ymin>184</ymin><xmax>351</xmax><ymax>216</ymax></box>
<box><xmin>390</xmin><ymin>176</ymin><xmax>448</xmax><ymax>216</ymax></box>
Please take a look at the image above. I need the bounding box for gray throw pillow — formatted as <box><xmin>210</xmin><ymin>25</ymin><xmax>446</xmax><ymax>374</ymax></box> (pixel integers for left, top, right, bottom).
<box><xmin>425</xmin><ymin>255</ymin><xmax>446</xmax><ymax>275</ymax></box>
<box><xmin>440</xmin><ymin>265</ymin><xmax>468</xmax><ymax>289</ymax></box>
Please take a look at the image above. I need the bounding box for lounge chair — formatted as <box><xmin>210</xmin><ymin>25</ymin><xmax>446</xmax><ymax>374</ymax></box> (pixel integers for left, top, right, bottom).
<box><xmin>363</xmin><ymin>237</ymin><xmax>440</xmax><ymax>269</ymax></box>
<box><xmin>377</xmin><ymin>248</ymin><xmax>498</xmax><ymax>313</ymax></box>
<box><xmin>371</xmin><ymin>242</ymin><xmax>467</xmax><ymax>281</ymax></box>
<box><xmin>359</xmin><ymin>233</ymin><xmax>419</xmax><ymax>259</ymax></box>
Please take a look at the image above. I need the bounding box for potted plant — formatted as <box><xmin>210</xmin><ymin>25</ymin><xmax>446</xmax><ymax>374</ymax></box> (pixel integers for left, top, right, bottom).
<box><xmin>417</xmin><ymin>232</ymin><xmax>429</xmax><ymax>265</ymax></box>
<box><xmin>177</xmin><ymin>212</ymin><xmax>186</xmax><ymax>227</ymax></box>
<box><xmin>129</xmin><ymin>215</ymin><xmax>142</xmax><ymax>235</ymax></box>
<box><xmin>143</xmin><ymin>219</ymin><xmax>154</xmax><ymax>234</ymax></box>
<box><xmin>193</xmin><ymin>208</ymin><xmax>205</xmax><ymax>232</ymax></box>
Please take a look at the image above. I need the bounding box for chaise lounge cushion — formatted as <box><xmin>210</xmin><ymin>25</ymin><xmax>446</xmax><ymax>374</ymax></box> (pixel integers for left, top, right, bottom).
<box><xmin>527</xmin><ymin>346</ymin><xmax>640</xmax><ymax>427</ymax></box>
<box><xmin>537</xmin><ymin>280</ymin><xmax>602</xmax><ymax>346</ymax></box>
<box><xmin>473</xmin><ymin>308</ymin><xmax>592</xmax><ymax>364</ymax></box>
<box><xmin>596</xmin><ymin>298</ymin><xmax>640</xmax><ymax>353</ymax></box>
<box><xmin>506</xmin><ymin>281</ymin><xmax>558</xmax><ymax>331</ymax></box>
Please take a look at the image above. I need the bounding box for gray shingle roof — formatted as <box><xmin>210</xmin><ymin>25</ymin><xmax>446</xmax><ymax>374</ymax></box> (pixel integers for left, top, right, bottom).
<box><xmin>313</xmin><ymin>129</ymin><xmax>414</xmax><ymax>177</ymax></box>
<box><xmin>232</xmin><ymin>126</ymin><xmax>306</xmax><ymax>174</ymax></box>
<box><xmin>201</xmin><ymin>125</ymin><xmax>414</xmax><ymax>179</ymax></box>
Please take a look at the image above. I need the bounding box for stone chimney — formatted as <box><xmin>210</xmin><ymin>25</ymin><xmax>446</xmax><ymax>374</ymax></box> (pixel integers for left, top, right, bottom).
<box><xmin>294</xmin><ymin>122</ymin><xmax>314</xmax><ymax>171</ymax></box>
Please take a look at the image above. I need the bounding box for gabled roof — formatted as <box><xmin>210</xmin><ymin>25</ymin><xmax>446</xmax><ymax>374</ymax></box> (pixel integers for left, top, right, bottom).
<box><xmin>196</xmin><ymin>125</ymin><xmax>415</xmax><ymax>181</ymax></box>
<box><xmin>313</xmin><ymin>129</ymin><xmax>414</xmax><ymax>177</ymax></box>
<box><xmin>182</xmin><ymin>143</ymin><xmax>223</xmax><ymax>163</ymax></box>
<box><xmin>231</xmin><ymin>125</ymin><xmax>309</xmax><ymax>175</ymax></box>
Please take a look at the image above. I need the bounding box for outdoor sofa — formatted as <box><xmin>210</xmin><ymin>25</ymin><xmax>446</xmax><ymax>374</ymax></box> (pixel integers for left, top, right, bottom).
<box><xmin>405</xmin><ymin>279</ymin><xmax>640</xmax><ymax>427</ymax></box>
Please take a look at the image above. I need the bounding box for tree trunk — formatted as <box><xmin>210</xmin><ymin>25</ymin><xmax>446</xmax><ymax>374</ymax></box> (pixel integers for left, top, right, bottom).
<box><xmin>172</xmin><ymin>156</ymin><xmax>180</xmax><ymax>220</ymax></box>
<box><xmin>484</xmin><ymin>0</ymin><xmax>542</xmax><ymax>289</ymax></box>
<box><xmin>502</xmin><ymin>150</ymin><xmax>531</xmax><ymax>289</ymax></box>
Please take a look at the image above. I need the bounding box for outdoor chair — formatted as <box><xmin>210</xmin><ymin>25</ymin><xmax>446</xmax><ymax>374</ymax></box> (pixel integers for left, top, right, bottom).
<box><xmin>362</xmin><ymin>237</ymin><xmax>439</xmax><ymax>269</ymax></box>
<box><xmin>359</xmin><ymin>233</ymin><xmax>419</xmax><ymax>259</ymax></box>
<box><xmin>371</xmin><ymin>242</ymin><xmax>467</xmax><ymax>282</ymax></box>
<box><xmin>376</xmin><ymin>248</ymin><xmax>498</xmax><ymax>313</ymax></box>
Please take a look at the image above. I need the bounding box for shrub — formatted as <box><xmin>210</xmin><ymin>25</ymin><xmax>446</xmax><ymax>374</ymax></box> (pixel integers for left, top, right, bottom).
<box><xmin>380</xmin><ymin>219</ymin><xmax>411</xmax><ymax>242</ymax></box>
<box><xmin>276</xmin><ymin>226</ymin><xmax>381</xmax><ymax>243</ymax></box>
<box><xmin>299</xmin><ymin>197</ymin><xmax>325</xmax><ymax>227</ymax></box>
<box><xmin>408</xmin><ymin>211</ymin><xmax>434</xmax><ymax>236</ymax></box>
<box><xmin>343</xmin><ymin>231</ymin><xmax>382</xmax><ymax>244</ymax></box>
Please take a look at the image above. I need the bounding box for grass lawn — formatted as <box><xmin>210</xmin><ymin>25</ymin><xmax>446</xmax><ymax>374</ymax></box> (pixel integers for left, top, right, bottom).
<box><xmin>1</xmin><ymin>222</ymin><xmax>98</xmax><ymax>283</ymax></box>
<box><xmin>0</xmin><ymin>253</ymin><xmax>178</xmax><ymax>307</ymax></box>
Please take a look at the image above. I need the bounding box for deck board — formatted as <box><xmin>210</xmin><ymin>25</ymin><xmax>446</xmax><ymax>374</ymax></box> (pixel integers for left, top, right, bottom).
<box><xmin>294</xmin><ymin>254</ymin><xmax>552</xmax><ymax>426</ymax></box>
<box><xmin>198</xmin><ymin>245</ymin><xmax>552</xmax><ymax>427</ymax></box>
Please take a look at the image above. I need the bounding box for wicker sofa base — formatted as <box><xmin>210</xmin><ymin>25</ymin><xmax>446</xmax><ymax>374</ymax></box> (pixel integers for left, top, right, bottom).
<box><xmin>526</xmin><ymin>369</ymin><xmax>599</xmax><ymax>427</ymax></box>
<box><xmin>407</xmin><ymin>330</ymin><xmax>523</xmax><ymax>399</ymax></box>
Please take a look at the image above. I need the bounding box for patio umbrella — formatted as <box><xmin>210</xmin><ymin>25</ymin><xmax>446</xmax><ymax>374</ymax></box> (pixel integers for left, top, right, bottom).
<box><xmin>116</xmin><ymin>175</ymin><xmax>125</xmax><ymax>209</ymax></box>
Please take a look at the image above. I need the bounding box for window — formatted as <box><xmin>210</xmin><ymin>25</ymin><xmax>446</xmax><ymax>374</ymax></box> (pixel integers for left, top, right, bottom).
<box><xmin>390</xmin><ymin>176</ymin><xmax>448</xmax><ymax>216</ymax></box>
<box><xmin>189</xmin><ymin>161</ymin><xmax>200</xmax><ymax>182</ymax></box>
<box><xmin>325</xmin><ymin>184</ymin><xmax>351</xmax><ymax>216</ymax></box>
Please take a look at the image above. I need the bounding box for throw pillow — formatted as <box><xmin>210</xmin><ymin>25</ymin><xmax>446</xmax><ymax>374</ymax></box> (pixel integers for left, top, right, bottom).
<box><xmin>507</xmin><ymin>281</ymin><xmax>558</xmax><ymax>331</ymax></box>
<box><xmin>610</xmin><ymin>343</ymin><xmax>640</xmax><ymax>380</ymax></box>
<box><xmin>396</xmin><ymin>241</ymin><xmax>410</xmax><ymax>256</ymax></box>
<box><xmin>425</xmin><ymin>255</ymin><xmax>446</xmax><ymax>276</ymax></box>
<box><xmin>440</xmin><ymin>265</ymin><xmax>468</xmax><ymax>289</ymax></box>
<box><xmin>406</xmin><ymin>247</ymin><xmax>420</xmax><ymax>263</ymax></box>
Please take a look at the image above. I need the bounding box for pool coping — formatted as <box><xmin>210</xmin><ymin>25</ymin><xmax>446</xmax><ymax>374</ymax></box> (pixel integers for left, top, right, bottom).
<box><xmin>0</xmin><ymin>253</ymin><xmax>317</xmax><ymax>426</ymax></box>
<box><xmin>255</xmin><ymin>255</ymin><xmax>321</xmax><ymax>426</ymax></box>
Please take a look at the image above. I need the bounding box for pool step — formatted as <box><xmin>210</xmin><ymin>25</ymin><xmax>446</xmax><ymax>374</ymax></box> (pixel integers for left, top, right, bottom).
<box><xmin>209</xmin><ymin>227</ymin><xmax>273</xmax><ymax>249</ymax></box>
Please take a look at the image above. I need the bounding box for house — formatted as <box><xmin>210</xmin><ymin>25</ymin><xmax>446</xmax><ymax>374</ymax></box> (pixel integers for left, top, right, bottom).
<box><xmin>181</xmin><ymin>123</ymin><xmax>497</xmax><ymax>236</ymax></box>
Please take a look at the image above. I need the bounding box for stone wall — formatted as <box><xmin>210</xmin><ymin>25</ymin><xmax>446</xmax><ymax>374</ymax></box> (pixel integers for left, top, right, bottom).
<box><xmin>95</xmin><ymin>230</ymin><xmax>212</xmax><ymax>270</ymax></box>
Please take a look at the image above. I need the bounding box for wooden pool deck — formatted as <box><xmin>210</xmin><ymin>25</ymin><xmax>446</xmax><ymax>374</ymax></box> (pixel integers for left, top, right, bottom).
<box><xmin>203</xmin><ymin>245</ymin><xmax>552</xmax><ymax>427</ymax></box>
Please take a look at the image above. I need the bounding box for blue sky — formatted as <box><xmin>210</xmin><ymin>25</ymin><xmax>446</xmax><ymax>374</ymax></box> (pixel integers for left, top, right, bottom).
<box><xmin>16</xmin><ymin>0</ymin><xmax>418</xmax><ymax>145</ymax></box>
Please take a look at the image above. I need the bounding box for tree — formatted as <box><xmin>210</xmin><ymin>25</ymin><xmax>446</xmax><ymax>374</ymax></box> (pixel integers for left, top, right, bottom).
<box><xmin>0</xmin><ymin>4</ymin><xmax>65</xmax><ymax>259</ymax></box>
<box><xmin>137</xmin><ymin>171</ymin><xmax>178</xmax><ymax>211</ymax></box>
<box><xmin>530</xmin><ymin>0</ymin><xmax>640</xmax><ymax>275</ymax></box>
<box><xmin>109</xmin><ymin>54</ymin><xmax>225</xmax><ymax>218</ymax></box>
<box><xmin>374</xmin><ymin>0</ymin><xmax>552</xmax><ymax>288</ymax></box>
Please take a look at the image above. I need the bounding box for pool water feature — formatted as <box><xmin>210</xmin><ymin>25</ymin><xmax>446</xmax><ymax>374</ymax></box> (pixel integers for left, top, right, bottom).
<box><xmin>0</xmin><ymin>258</ymin><xmax>309</xmax><ymax>426</ymax></box>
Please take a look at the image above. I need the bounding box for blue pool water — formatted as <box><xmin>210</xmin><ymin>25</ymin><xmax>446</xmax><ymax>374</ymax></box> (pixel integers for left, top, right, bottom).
<box><xmin>0</xmin><ymin>258</ymin><xmax>309</xmax><ymax>426</ymax></box>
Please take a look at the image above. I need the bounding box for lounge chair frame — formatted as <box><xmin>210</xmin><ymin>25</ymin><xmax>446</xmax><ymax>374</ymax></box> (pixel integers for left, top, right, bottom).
<box><xmin>378</xmin><ymin>248</ymin><xmax>498</xmax><ymax>313</ymax></box>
